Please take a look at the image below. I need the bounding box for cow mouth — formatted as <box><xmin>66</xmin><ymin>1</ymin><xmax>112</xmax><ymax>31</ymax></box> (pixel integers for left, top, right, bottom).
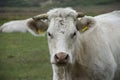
<box><xmin>56</xmin><ymin>62</ymin><xmax>68</xmax><ymax>66</ymax></box>
<box><xmin>51</xmin><ymin>60</ymin><xmax>69</xmax><ymax>66</ymax></box>
<box><xmin>51</xmin><ymin>61</ymin><xmax>69</xmax><ymax>66</ymax></box>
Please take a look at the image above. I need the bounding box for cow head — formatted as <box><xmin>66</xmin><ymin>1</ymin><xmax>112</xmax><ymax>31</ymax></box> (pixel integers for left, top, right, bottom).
<box><xmin>27</xmin><ymin>8</ymin><xmax>95</xmax><ymax>66</ymax></box>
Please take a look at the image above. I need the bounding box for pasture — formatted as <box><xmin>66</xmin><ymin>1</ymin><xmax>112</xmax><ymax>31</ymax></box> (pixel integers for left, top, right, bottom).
<box><xmin>0</xmin><ymin>32</ymin><xmax>52</xmax><ymax>80</ymax></box>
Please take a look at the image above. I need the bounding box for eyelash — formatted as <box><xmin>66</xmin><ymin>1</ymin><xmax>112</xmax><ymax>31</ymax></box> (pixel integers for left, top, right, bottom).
<box><xmin>48</xmin><ymin>32</ymin><xmax>53</xmax><ymax>38</ymax></box>
<box><xmin>47</xmin><ymin>32</ymin><xmax>76</xmax><ymax>39</ymax></box>
<box><xmin>71</xmin><ymin>32</ymin><xmax>77</xmax><ymax>38</ymax></box>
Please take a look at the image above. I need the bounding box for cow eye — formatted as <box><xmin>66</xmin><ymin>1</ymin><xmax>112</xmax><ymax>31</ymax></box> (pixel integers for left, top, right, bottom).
<box><xmin>47</xmin><ymin>32</ymin><xmax>53</xmax><ymax>38</ymax></box>
<box><xmin>71</xmin><ymin>32</ymin><xmax>77</xmax><ymax>38</ymax></box>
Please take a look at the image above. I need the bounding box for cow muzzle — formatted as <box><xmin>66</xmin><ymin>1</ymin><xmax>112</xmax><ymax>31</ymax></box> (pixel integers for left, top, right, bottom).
<box><xmin>54</xmin><ymin>52</ymin><xmax>69</xmax><ymax>65</ymax></box>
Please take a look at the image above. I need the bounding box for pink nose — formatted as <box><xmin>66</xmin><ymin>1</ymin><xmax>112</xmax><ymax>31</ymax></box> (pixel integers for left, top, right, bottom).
<box><xmin>54</xmin><ymin>52</ymin><xmax>69</xmax><ymax>64</ymax></box>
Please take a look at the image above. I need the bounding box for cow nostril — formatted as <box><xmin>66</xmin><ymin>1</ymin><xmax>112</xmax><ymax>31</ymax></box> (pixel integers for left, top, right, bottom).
<box><xmin>54</xmin><ymin>53</ymin><xmax>69</xmax><ymax>60</ymax></box>
<box><xmin>55</xmin><ymin>54</ymin><xmax>59</xmax><ymax>59</ymax></box>
<box><xmin>54</xmin><ymin>53</ymin><xmax>69</xmax><ymax>64</ymax></box>
<box><xmin>65</xmin><ymin>54</ymin><xmax>69</xmax><ymax>60</ymax></box>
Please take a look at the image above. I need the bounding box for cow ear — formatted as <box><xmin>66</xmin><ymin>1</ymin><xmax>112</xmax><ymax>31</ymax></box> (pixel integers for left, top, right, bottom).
<box><xmin>27</xmin><ymin>19</ymin><xmax>48</xmax><ymax>36</ymax></box>
<box><xmin>76</xmin><ymin>16</ymin><xmax>96</xmax><ymax>33</ymax></box>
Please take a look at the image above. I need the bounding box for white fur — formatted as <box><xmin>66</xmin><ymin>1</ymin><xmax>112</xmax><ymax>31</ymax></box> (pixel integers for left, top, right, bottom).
<box><xmin>48</xmin><ymin>9</ymin><xmax>120</xmax><ymax>80</ymax></box>
<box><xmin>0</xmin><ymin>18</ymin><xmax>32</xmax><ymax>33</ymax></box>
<box><xmin>28</xmin><ymin>8</ymin><xmax>120</xmax><ymax>80</ymax></box>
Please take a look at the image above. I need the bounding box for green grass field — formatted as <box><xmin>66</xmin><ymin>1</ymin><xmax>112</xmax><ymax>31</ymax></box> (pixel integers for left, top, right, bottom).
<box><xmin>0</xmin><ymin>32</ymin><xmax>52</xmax><ymax>80</ymax></box>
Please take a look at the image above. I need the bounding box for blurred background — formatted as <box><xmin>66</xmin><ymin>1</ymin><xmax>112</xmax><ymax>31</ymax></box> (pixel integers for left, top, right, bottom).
<box><xmin>0</xmin><ymin>0</ymin><xmax>120</xmax><ymax>80</ymax></box>
<box><xmin>0</xmin><ymin>0</ymin><xmax>120</xmax><ymax>21</ymax></box>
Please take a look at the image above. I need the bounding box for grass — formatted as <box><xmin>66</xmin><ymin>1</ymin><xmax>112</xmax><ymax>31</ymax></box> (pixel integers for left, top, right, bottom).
<box><xmin>0</xmin><ymin>33</ymin><xmax>52</xmax><ymax>80</ymax></box>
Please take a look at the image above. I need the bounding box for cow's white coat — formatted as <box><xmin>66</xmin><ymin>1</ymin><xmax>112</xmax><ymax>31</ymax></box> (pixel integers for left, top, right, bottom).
<box><xmin>28</xmin><ymin>8</ymin><xmax>120</xmax><ymax>80</ymax></box>
<box><xmin>0</xmin><ymin>18</ymin><xmax>32</xmax><ymax>33</ymax></box>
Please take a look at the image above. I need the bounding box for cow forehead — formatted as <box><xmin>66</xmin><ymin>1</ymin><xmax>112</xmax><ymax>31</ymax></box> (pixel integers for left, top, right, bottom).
<box><xmin>47</xmin><ymin>8</ymin><xmax>78</xmax><ymax>19</ymax></box>
<box><xmin>47</xmin><ymin>8</ymin><xmax>78</xmax><ymax>35</ymax></box>
<box><xmin>48</xmin><ymin>17</ymin><xmax>76</xmax><ymax>35</ymax></box>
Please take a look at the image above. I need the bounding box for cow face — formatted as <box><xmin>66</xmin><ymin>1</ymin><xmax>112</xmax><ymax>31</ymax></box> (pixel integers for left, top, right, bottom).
<box><xmin>27</xmin><ymin>8</ymin><xmax>97</xmax><ymax>66</ymax></box>
<box><xmin>47</xmin><ymin>15</ymin><xmax>78</xmax><ymax>65</ymax></box>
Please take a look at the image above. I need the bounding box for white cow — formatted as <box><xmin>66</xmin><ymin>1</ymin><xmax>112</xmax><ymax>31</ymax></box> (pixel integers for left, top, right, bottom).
<box><xmin>0</xmin><ymin>18</ymin><xmax>32</xmax><ymax>33</ymax></box>
<box><xmin>27</xmin><ymin>8</ymin><xmax>120</xmax><ymax>80</ymax></box>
